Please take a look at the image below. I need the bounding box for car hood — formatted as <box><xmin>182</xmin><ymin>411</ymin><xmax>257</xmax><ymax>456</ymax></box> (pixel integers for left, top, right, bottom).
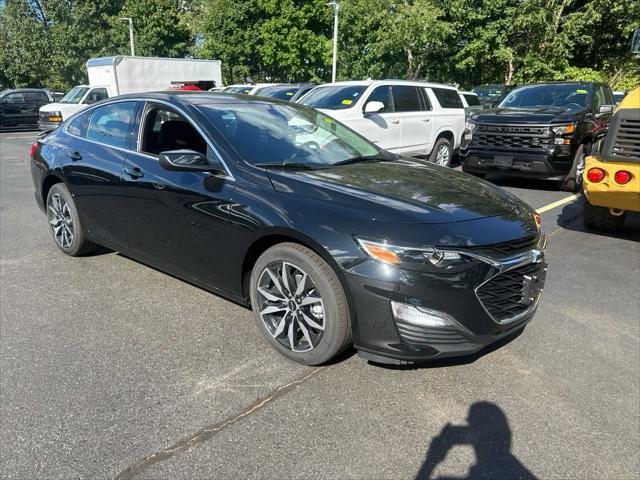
<box><xmin>472</xmin><ymin>106</ymin><xmax>586</xmax><ymax>123</ymax></box>
<box><xmin>267</xmin><ymin>157</ymin><xmax>533</xmax><ymax>224</ymax></box>
<box><xmin>39</xmin><ymin>102</ymin><xmax>86</xmax><ymax>116</ymax></box>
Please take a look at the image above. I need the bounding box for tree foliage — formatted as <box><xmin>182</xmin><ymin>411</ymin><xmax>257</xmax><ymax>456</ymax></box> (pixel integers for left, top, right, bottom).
<box><xmin>0</xmin><ymin>0</ymin><xmax>637</xmax><ymax>91</ymax></box>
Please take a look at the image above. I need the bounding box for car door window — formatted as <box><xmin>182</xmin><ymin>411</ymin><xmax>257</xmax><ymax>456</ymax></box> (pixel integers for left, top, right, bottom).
<box><xmin>25</xmin><ymin>92</ymin><xmax>47</xmax><ymax>103</ymax></box>
<box><xmin>431</xmin><ymin>88</ymin><xmax>464</xmax><ymax>108</ymax></box>
<box><xmin>86</xmin><ymin>88</ymin><xmax>109</xmax><ymax>104</ymax></box>
<box><xmin>67</xmin><ymin>110</ymin><xmax>91</xmax><ymax>138</ymax></box>
<box><xmin>141</xmin><ymin>106</ymin><xmax>207</xmax><ymax>156</ymax></box>
<box><xmin>86</xmin><ymin>102</ymin><xmax>137</xmax><ymax>149</ymax></box>
<box><xmin>366</xmin><ymin>86</ymin><xmax>394</xmax><ymax>112</ymax></box>
<box><xmin>392</xmin><ymin>86</ymin><xmax>422</xmax><ymax>112</ymax></box>
<box><xmin>3</xmin><ymin>93</ymin><xmax>25</xmax><ymax>104</ymax></box>
<box><xmin>593</xmin><ymin>87</ymin><xmax>605</xmax><ymax>112</ymax></box>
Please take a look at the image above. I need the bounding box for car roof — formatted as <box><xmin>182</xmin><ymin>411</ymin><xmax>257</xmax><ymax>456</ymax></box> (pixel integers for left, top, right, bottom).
<box><xmin>112</xmin><ymin>91</ymin><xmax>294</xmax><ymax>107</ymax></box>
<box><xmin>314</xmin><ymin>79</ymin><xmax>458</xmax><ymax>90</ymax></box>
<box><xmin>2</xmin><ymin>88</ymin><xmax>49</xmax><ymax>93</ymax></box>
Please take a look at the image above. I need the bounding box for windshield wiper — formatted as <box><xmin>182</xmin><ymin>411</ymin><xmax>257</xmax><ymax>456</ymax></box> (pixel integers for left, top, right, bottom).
<box><xmin>330</xmin><ymin>154</ymin><xmax>396</xmax><ymax>167</ymax></box>
<box><xmin>254</xmin><ymin>162</ymin><xmax>317</xmax><ymax>170</ymax></box>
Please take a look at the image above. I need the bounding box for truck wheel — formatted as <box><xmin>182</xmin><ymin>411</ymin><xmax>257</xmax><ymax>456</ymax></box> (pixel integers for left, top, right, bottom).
<box><xmin>249</xmin><ymin>243</ymin><xmax>352</xmax><ymax>365</ymax></box>
<box><xmin>561</xmin><ymin>143</ymin><xmax>589</xmax><ymax>192</ymax></box>
<box><xmin>429</xmin><ymin>138</ymin><xmax>453</xmax><ymax>167</ymax></box>
<box><xmin>583</xmin><ymin>200</ymin><xmax>625</xmax><ymax>231</ymax></box>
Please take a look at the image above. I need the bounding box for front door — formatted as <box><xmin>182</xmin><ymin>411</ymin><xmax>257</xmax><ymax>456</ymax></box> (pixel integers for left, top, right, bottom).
<box><xmin>351</xmin><ymin>85</ymin><xmax>401</xmax><ymax>151</ymax></box>
<box><xmin>122</xmin><ymin>103</ymin><xmax>238</xmax><ymax>292</ymax></box>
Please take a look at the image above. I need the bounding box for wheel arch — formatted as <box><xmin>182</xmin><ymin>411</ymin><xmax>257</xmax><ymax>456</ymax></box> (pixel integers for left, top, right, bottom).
<box><xmin>41</xmin><ymin>173</ymin><xmax>64</xmax><ymax>203</ymax></box>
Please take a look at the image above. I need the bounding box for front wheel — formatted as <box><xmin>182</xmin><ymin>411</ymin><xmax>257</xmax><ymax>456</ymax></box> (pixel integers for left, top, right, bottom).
<box><xmin>46</xmin><ymin>183</ymin><xmax>95</xmax><ymax>256</ymax></box>
<box><xmin>429</xmin><ymin>138</ymin><xmax>453</xmax><ymax>167</ymax></box>
<box><xmin>249</xmin><ymin>243</ymin><xmax>351</xmax><ymax>365</ymax></box>
<box><xmin>561</xmin><ymin>143</ymin><xmax>589</xmax><ymax>192</ymax></box>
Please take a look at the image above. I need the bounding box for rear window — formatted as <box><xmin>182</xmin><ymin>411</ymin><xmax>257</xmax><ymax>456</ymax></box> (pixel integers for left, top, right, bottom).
<box><xmin>463</xmin><ymin>94</ymin><xmax>481</xmax><ymax>106</ymax></box>
<box><xmin>300</xmin><ymin>85</ymin><xmax>367</xmax><ymax>110</ymax></box>
<box><xmin>431</xmin><ymin>88</ymin><xmax>464</xmax><ymax>108</ymax></box>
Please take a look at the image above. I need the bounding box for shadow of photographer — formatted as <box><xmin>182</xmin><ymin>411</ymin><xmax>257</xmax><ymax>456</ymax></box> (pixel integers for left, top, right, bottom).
<box><xmin>415</xmin><ymin>401</ymin><xmax>538</xmax><ymax>480</ymax></box>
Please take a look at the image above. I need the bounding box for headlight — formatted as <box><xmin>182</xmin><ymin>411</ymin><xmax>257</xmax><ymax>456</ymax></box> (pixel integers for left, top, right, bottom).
<box><xmin>355</xmin><ymin>238</ymin><xmax>479</xmax><ymax>272</ymax></box>
<box><xmin>464</xmin><ymin>119</ymin><xmax>476</xmax><ymax>131</ymax></box>
<box><xmin>550</xmin><ymin>123</ymin><xmax>576</xmax><ymax>136</ymax></box>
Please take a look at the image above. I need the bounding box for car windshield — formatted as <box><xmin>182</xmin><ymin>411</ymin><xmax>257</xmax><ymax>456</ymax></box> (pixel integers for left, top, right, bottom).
<box><xmin>300</xmin><ymin>85</ymin><xmax>367</xmax><ymax>110</ymax></box>
<box><xmin>59</xmin><ymin>86</ymin><xmax>89</xmax><ymax>104</ymax></box>
<box><xmin>499</xmin><ymin>84</ymin><xmax>592</xmax><ymax>109</ymax></box>
<box><xmin>473</xmin><ymin>85</ymin><xmax>506</xmax><ymax>99</ymax></box>
<box><xmin>201</xmin><ymin>102</ymin><xmax>380</xmax><ymax>167</ymax></box>
<box><xmin>224</xmin><ymin>86</ymin><xmax>253</xmax><ymax>94</ymax></box>
<box><xmin>258</xmin><ymin>86</ymin><xmax>299</xmax><ymax>100</ymax></box>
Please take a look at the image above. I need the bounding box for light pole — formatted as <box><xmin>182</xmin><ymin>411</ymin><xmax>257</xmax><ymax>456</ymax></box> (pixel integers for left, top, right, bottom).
<box><xmin>119</xmin><ymin>17</ymin><xmax>135</xmax><ymax>56</ymax></box>
<box><xmin>327</xmin><ymin>1</ymin><xmax>339</xmax><ymax>83</ymax></box>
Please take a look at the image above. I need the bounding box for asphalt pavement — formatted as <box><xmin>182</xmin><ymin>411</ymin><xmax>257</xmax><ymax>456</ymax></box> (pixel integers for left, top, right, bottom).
<box><xmin>1</xmin><ymin>131</ymin><xmax>638</xmax><ymax>479</ymax></box>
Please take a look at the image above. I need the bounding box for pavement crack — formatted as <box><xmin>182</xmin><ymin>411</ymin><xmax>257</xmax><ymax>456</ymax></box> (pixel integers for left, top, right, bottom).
<box><xmin>112</xmin><ymin>366</ymin><xmax>325</xmax><ymax>480</ymax></box>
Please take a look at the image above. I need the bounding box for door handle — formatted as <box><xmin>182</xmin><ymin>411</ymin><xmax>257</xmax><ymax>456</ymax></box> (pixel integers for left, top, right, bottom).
<box><xmin>68</xmin><ymin>151</ymin><xmax>82</xmax><ymax>161</ymax></box>
<box><xmin>391</xmin><ymin>119</ymin><xmax>400</xmax><ymax>124</ymax></box>
<box><xmin>124</xmin><ymin>167</ymin><xmax>144</xmax><ymax>179</ymax></box>
<box><xmin>422</xmin><ymin>118</ymin><xmax>431</xmax><ymax>123</ymax></box>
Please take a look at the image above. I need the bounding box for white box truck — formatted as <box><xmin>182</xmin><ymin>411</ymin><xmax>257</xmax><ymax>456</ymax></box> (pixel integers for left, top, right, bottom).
<box><xmin>39</xmin><ymin>56</ymin><xmax>222</xmax><ymax>130</ymax></box>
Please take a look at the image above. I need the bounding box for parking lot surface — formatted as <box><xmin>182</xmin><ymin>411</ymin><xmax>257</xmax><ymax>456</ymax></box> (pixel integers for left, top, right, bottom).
<box><xmin>1</xmin><ymin>131</ymin><xmax>638</xmax><ymax>479</ymax></box>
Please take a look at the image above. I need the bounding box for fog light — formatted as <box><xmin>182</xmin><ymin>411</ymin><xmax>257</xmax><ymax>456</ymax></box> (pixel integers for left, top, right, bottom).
<box><xmin>391</xmin><ymin>301</ymin><xmax>458</xmax><ymax>328</ymax></box>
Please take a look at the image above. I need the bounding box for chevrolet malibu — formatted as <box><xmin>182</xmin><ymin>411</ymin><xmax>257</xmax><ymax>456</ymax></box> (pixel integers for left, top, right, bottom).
<box><xmin>30</xmin><ymin>92</ymin><xmax>547</xmax><ymax>365</ymax></box>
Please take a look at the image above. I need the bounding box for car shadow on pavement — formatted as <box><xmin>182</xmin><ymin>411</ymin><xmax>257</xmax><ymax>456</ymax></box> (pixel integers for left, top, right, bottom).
<box><xmin>415</xmin><ymin>401</ymin><xmax>538</xmax><ymax>480</ymax></box>
<box><xmin>557</xmin><ymin>198</ymin><xmax>640</xmax><ymax>242</ymax></box>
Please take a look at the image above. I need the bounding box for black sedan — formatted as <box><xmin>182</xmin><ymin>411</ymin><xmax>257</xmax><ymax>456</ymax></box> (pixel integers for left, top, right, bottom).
<box><xmin>30</xmin><ymin>92</ymin><xmax>547</xmax><ymax>365</ymax></box>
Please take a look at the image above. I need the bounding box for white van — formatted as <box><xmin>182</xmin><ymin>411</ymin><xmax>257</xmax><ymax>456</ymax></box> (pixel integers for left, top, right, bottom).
<box><xmin>39</xmin><ymin>56</ymin><xmax>223</xmax><ymax>130</ymax></box>
<box><xmin>300</xmin><ymin>80</ymin><xmax>465</xmax><ymax>167</ymax></box>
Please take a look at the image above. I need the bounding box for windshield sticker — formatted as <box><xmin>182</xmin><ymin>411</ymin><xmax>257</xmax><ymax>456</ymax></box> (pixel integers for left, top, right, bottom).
<box><xmin>342</xmin><ymin>99</ymin><xmax>353</xmax><ymax>105</ymax></box>
<box><xmin>576</xmin><ymin>89</ymin><xmax>588</xmax><ymax>94</ymax></box>
<box><xmin>286</xmin><ymin>92</ymin><xmax>294</xmax><ymax>96</ymax></box>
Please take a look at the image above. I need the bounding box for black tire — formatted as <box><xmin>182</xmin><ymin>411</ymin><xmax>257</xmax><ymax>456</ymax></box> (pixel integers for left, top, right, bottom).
<box><xmin>429</xmin><ymin>137</ymin><xmax>453</xmax><ymax>167</ymax></box>
<box><xmin>46</xmin><ymin>183</ymin><xmax>95</xmax><ymax>256</ymax></box>
<box><xmin>249</xmin><ymin>242</ymin><xmax>351</xmax><ymax>365</ymax></box>
<box><xmin>583</xmin><ymin>200</ymin><xmax>625</xmax><ymax>231</ymax></box>
<box><xmin>561</xmin><ymin>143</ymin><xmax>590</xmax><ymax>192</ymax></box>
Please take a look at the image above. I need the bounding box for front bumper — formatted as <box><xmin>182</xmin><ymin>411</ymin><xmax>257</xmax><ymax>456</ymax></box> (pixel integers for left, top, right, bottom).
<box><xmin>462</xmin><ymin>147</ymin><xmax>572</xmax><ymax>180</ymax></box>
<box><xmin>344</xmin><ymin>243</ymin><xmax>547</xmax><ymax>364</ymax></box>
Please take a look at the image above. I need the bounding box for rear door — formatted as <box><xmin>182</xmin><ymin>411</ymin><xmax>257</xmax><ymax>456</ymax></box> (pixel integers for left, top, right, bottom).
<box><xmin>350</xmin><ymin>85</ymin><xmax>401</xmax><ymax>151</ymax></box>
<box><xmin>392</xmin><ymin>85</ymin><xmax>431</xmax><ymax>154</ymax></box>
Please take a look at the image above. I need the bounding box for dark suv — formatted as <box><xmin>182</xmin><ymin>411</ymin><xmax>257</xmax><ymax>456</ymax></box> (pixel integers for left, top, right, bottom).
<box><xmin>461</xmin><ymin>82</ymin><xmax>615</xmax><ymax>191</ymax></box>
<box><xmin>0</xmin><ymin>88</ymin><xmax>55</xmax><ymax>129</ymax></box>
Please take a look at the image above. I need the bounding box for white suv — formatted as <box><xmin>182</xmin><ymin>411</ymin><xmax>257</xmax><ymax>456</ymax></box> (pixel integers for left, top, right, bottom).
<box><xmin>299</xmin><ymin>80</ymin><xmax>465</xmax><ymax>166</ymax></box>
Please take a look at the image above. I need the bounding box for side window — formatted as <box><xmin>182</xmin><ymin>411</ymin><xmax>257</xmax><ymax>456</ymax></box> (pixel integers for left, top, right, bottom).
<box><xmin>602</xmin><ymin>86</ymin><xmax>614</xmax><ymax>106</ymax></box>
<box><xmin>67</xmin><ymin>111</ymin><xmax>91</xmax><ymax>138</ymax></box>
<box><xmin>392</xmin><ymin>86</ymin><xmax>422</xmax><ymax>112</ymax></box>
<box><xmin>593</xmin><ymin>87</ymin><xmax>605</xmax><ymax>112</ymax></box>
<box><xmin>25</xmin><ymin>92</ymin><xmax>47</xmax><ymax>102</ymax></box>
<box><xmin>141</xmin><ymin>105</ymin><xmax>207</xmax><ymax>156</ymax></box>
<box><xmin>366</xmin><ymin>86</ymin><xmax>393</xmax><ymax>112</ymax></box>
<box><xmin>4</xmin><ymin>93</ymin><xmax>25</xmax><ymax>104</ymax></box>
<box><xmin>86</xmin><ymin>102</ymin><xmax>137</xmax><ymax>149</ymax></box>
<box><xmin>431</xmin><ymin>88</ymin><xmax>464</xmax><ymax>108</ymax></box>
<box><xmin>85</xmin><ymin>88</ymin><xmax>109</xmax><ymax>105</ymax></box>
<box><xmin>463</xmin><ymin>94</ymin><xmax>481</xmax><ymax>106</ymax></box>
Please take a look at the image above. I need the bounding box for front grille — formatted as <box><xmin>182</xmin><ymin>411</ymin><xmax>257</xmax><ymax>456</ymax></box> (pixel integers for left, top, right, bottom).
<box><xmin>477</xmin><ymin>262</ymin><xmax>544</xmax><ymax>322</ymax></box>
<box><xmin>465</xmin><ymin>234</ymin><xmax>537</xmax><ymax>259</ymax></box>
<box><xmin>395</xmin><ymin>321</ymin><xmax>467</xmax><ymax>346</ymax></box>
<box><xmin>471</xmin><ymin>123</ymin><xmax>551</xmax><ymax>151</ymax></box>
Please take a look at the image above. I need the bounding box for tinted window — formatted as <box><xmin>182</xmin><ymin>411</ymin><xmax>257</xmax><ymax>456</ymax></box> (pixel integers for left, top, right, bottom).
<box><xmin>366</xmin><ymin>86</ymin><xmax>393</xmax><ymax>112</ymax></box>
<box><xmin>86</xmin><ymin>102</ymin><xmax>137</xmax><ymax>149</ymax></box>
<box><xmin>463</xmin><ymin>93</ymin><xmax>481</xmax><ymax>106</ymax></box>
<box><xmin>67</xmin><ymin>111</ymin><xmax>90</xmax><ymax>138</ymax></box>
<box><xmin>224</xmin><ymin>86</ymin><xmax>253</xmax><ymax>94</ymax></box>
<box><xmin>25</xmin><ymin>92</ymin><xmax>47</xmax><ymax>102</ymax></box>
<box><xmin>432</xmin><ymin>88</ymin><xmax>464</xmax><ymax>108</ymax></box>
<box><xmin>300</xmin><ymin>85</ymin><xmax>367</xmax><ymax>110</ymax></box>
<box><xmin>392</xmin><ymin>86</ymin><xmax>422</xmax><ymax>112</ymax></box>
<box><xmin>202</xmin><ymin>103</ymin><xmax>379</xmax><ymax>167</ymax></box>
<box><xmin>3</xmin><ymin>93</ymin><xmax>25</xmax><ymax>104</ymax></box>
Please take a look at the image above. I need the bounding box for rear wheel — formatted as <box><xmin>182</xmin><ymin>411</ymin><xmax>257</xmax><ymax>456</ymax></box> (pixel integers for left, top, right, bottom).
<box><xmin>249</xmin><ymin>243</ymin><xmax>351</xmax><ymax>365</ymax></box>
<box><xmin>583</xmin><ymin>200</ymin><xmax>625</xmax><ymax>231</ymax></box>
<box><xmin>46</xmin><ymin>183</ymin><xmax>95</xmax><ymax>256</ymax></box>
<box><xmin>429</xmin><ymin>138</ymin><xmax>453</xmax><ymax>167</ymax></box>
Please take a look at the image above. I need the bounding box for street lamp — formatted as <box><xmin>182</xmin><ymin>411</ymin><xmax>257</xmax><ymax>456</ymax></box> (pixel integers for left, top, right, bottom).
<box><xmin>119</xmin><ymin>17</ymin><xmax>135</xmax><ymax>56</ymax></box>
<box><xmin>327</xmin><ymin>1</ymin><xmax>339</xmax><ymax>83</ymax></box>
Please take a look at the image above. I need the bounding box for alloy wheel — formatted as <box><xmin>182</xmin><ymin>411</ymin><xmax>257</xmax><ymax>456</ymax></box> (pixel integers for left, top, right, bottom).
<box><xmin>436</xmin><ymin>145</ymin><xmax>450</xmax><ymax>166</ymax></box>
<box><xmin>256</xmin><ymin>261</ymin><xmax>325</xmax><ymax>352</ymax></box>
<box><xmin>48</xmin><ymin>193</ymin><xmax>74</xmax><ymax>248</ymax></box>
<box><xmin>575</xmin><ymin>152</ymin><xmax>586</xmax><ymax>186</ymax></box>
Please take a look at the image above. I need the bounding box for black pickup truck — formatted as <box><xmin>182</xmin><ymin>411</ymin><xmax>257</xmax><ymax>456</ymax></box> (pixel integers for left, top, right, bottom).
<box><xmin>0</xmin><ymin>88</ymin><xmax>57</xmax><ymax>130</ymax></box>
<box><xmin>461</xmin><ymin>82</ymin><xmax>615</xmax><ymax>191</ymax></box>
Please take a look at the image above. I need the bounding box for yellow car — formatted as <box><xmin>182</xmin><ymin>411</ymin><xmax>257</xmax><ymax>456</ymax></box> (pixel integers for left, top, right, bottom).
<box><xmin>582</xmin><ymin>87</ymin><xmax>640</xmax><ymax>230</ymax></box>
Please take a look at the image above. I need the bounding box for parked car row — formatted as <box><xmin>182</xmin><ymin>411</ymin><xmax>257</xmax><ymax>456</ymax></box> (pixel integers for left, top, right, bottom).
<box><xmin>0</xmin><ymin>89</ymin><xmax>62</xmax><ymax>129</ymax></box>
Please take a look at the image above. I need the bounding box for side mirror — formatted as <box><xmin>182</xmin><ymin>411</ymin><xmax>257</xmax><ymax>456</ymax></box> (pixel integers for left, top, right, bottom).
<box><xmin>364</xmin><ymin>101</ymin><xmax>385</xmax><ymax>115</ymax></box>
<box><xmin>159</xmin><ymin>149</ymin><xmax>223</xmax><ymax>174</ymax></box>
<box><xmin>598</xmin><ymin>104</ymin><xmax>614</xmax><ymax>114</ymax></box>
